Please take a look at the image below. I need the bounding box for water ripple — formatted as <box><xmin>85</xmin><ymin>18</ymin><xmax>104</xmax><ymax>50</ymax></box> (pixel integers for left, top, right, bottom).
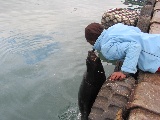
<box><xmin>0</xmin><ymin>32</ymin><xmax>60</xmax><ymax>64</ymax></box>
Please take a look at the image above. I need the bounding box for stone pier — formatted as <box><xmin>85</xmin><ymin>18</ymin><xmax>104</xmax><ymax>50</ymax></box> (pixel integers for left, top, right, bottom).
<box><xmin>127</xmin><ymin>0</ymin><xmax>160</xmax><ymax>119</ymax></box>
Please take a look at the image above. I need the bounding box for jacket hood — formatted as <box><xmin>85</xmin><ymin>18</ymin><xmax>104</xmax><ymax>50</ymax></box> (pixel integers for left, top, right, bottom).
<box><xmin>93</xmin><ymin>29</ymin><xmax>107</xmax><ymax>51</ymax></box>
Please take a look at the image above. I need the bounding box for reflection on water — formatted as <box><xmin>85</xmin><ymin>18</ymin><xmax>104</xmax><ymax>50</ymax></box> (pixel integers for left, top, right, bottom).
<box><xmin>0</xmin><ymin>32</ymin><xmax>60</xmax><ymax>65</ymax></box>
<box><xmin>20</xmin><ymin>34</ymin><xmax>60</xmax><ymax>64</ymax></box>
<box><xmin>123</xmin><ymin>0</ymin><xmax>146</xmax><ymax>5</ymax></box>
<box><xmin>123</xmin><ymin>0</ymin><xmax>146</xmax><ymax>10</ymax></box>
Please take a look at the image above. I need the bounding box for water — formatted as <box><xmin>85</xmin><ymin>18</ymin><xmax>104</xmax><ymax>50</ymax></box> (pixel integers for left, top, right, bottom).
<box><xmin>0</xmin><ymin>0</ymin><xmax>145</xmax><ymax>120</ymax></box>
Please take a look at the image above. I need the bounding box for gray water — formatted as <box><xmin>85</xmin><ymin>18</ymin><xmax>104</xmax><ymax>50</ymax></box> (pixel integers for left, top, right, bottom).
<box><xmin>0</xmin><ymin>0</ymin><xmax>144</xmax><ymax>120</ymax></box>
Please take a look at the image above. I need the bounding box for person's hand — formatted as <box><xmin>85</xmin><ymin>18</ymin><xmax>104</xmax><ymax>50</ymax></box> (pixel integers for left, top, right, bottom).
<box><xmin>109</xmin><ymin>72</ymin><xmax>126</xmax><ymax>81</ymax></box>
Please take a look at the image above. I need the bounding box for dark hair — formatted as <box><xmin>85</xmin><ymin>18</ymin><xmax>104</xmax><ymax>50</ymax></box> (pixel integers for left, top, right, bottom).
<box><xmin>85</xmin><ymin>23</ymin><xmax>104</xmax><ymax>42</ymax></box>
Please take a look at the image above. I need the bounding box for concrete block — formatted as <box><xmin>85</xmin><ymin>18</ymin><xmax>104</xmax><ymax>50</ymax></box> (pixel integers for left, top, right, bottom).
<box><xmin>127</xmin><ymin>81</ymin><xmax>160</xmax><ymax>115</ymax></box>
<box><xmin>128</xmin><ymin>108</ymin><xmax>160</xmax><ymax>120</ymax></box>
<box><xmin>149</xmin><ymin>23</ymin><xmax>160</xmax><ymax>34</ymax></box>
<box><xmin>154</xmin><ymin>2</ymin><xmax>160</xmax><ymax>10</ymax></box>
<box><xmin>151</xmin><ymin>10</ymin><xmax>160</xmax><ymax>23</ymax></box>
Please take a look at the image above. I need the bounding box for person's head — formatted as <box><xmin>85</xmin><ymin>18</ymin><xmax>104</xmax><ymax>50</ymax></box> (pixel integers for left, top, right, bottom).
<box><xmin>85</xmin><ymin>23</ymin><xmax>104</xmax><ymax>45</ymax></box>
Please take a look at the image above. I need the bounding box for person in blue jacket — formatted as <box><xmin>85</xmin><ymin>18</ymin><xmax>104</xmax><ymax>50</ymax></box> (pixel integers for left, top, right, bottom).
<box><xmin>85</xmin><ymin>23</ymin><xmax>160</xmax><ymax>81</ymax></box>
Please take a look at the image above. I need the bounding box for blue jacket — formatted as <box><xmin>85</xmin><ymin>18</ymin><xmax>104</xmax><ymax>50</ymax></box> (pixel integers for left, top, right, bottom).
<box><xmin>93</xmin><ymin>23</ymin><xmax>160</xmax><ymax>73</ymax></box>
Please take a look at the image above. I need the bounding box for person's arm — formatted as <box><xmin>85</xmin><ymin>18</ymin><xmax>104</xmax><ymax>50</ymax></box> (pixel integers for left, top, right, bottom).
<box><xmin>101</xmin><ymin>41</ymin><xmax>142</xmax><ymax>80</ymax></box>
<box><xmin>120</xmin><ymin>41</ymin><xmax>141</xmax><ymax>73</ymax></box>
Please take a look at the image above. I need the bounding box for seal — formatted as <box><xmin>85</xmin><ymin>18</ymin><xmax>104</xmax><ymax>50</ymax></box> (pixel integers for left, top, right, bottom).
<box><xmin>78</xmin><ymin>50</ymin><xmax>106</xmax><ymax>120</ymax></box>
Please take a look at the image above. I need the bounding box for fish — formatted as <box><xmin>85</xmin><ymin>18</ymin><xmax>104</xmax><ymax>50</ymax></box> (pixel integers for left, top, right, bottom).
<box><xmin>78</xmin><ymin>50</ymin><xmax>106</xmax><ymax>120</ymax></box>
